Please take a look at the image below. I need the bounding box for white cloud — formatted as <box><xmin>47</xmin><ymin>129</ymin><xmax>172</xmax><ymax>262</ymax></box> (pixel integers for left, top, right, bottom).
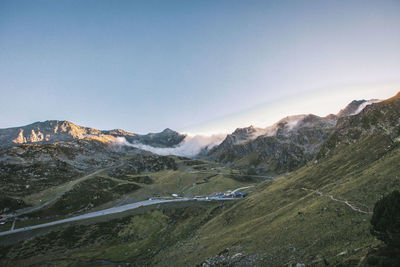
<box><xmin>114</xmin><ymin>134</ymin><xmax>226</xmax><ymax>158</ymax></box>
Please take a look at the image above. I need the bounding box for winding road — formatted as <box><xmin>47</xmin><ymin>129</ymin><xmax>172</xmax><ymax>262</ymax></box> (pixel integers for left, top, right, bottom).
<box><xmin>0</xmin><ymin>196</ymin><xmax>241</xmax><ymax>237</ymax></box>
<box><xmin>13</xmin><ymin>161</ymin><xmax>128</xmax><ymax>218</ymax></box>
<box><xmin>0</xmin><ymin>157</ymin><xmax>258</xmax><ymax>237</ymax></box>
<box><xmin>232</xmin><ymin>185</ymin><xmax>255</xmax><ymax>193</ymax></box>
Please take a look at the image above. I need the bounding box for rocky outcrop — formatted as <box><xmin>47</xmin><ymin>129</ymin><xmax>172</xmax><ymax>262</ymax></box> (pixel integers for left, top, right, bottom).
<box><xmin>200</xmin><ymin>249</ymin><xmax>257</xmax><ymax>267</ymax></box>
<box><xmin>337</xmin><ymin>99</ymin><xmax>380</xmax><ymax>118</ymax></box>
<box><xmin>126</xmin><ymin>128</ymin><xmax>186</xmax><ymax>148</ymax></box>
<box><xmin>0</xmin><ymin>121</ymin><xmax>185</xmax><ymax>150</ymax></box>
<box><xmin>207</xmin><ymin>114</ymin><xmax>337</xmax><ymax>175</ymax></box>
<box><xmin>206</xmin><ymin>99</ymin><xmax>376</xmax><ymax>175</ymax></box>
<box><xmin>0</xmin><ymin>137</ymin><xmax>141</xmax><ymax>197</ymax></box>
<box><xmin>0</xmin><ymin>120</ymin><xmax>102</xmax><ymax>150</ymax></box>
<box><xmin>318</xmin><ymin>92</ymin><xmax>400</xmax><ymax>159</ymax></box>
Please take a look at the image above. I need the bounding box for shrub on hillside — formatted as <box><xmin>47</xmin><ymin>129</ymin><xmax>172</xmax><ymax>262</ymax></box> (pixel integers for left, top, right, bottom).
<box><xmin>370</xmin><ymin>190</ymin><xmax>400</xmax><ymax>248</ymax></box>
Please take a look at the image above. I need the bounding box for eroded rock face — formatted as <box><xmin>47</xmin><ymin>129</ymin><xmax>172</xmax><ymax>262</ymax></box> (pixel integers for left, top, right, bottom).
<box><xmin>1</xmin><ymin>120</ymin><xmax>103</xmax><ymax>149</ymax></box>
<box><xmin>206</xmin><ymin>99</ymin><xmax>377</xmax><ymax>175</ymax></box>
<box><xmin>318</xmin><ymin>92</ymin><xmax>400</xmax><ymax>159</ymax></box>
<box><xmin>126</xmin><ymin>128</ymin><xmax>186</xmax><ymax>148</ymax></box>
<box><xmin>337</xmin><ymin>99</ymin><xmax>380</xmax><ymax>118</ymax></box>
<box><xmin>207</xmin><ymin>114</ymin><xmax>337</xmax><ymax>175</ymax></box>
<box><xmin>0</xmin><ymin>121</ymin><xmax>186</xmax><ymax>150</ymax></box>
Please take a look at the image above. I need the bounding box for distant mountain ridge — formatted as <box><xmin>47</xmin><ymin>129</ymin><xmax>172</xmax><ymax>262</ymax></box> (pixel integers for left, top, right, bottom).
<box><xmin>0</xmin><ymin>98</ymin><xmax>381</xmax><ymax>162</ymax></box>
<box><xmin>127</xmin><ymin>128</ymin><xmax>186</xmax><ymax>148</ymax></box>
<box><xmin>336</xmin><ymin>99</ymin><xmax>380</xmax><ymax>117</ymax></box>
<box><xmin>205</xmin><ymin>98</ymin><xmax>380</xmax><ymax>175</ymax></box>
<box><xmin>0</xmin><ymin>120</ymin><xmax>185</xmax><ymax>150</ymax></box>
<box><xmin>318</xmin><ymin>93</ymin><xmax>400</xmax><ymax>159</ymax></box>
<box><xmin>157</xmin><ymin>92</ymin><xmax>400</xmax><ymax>267</ymax></box>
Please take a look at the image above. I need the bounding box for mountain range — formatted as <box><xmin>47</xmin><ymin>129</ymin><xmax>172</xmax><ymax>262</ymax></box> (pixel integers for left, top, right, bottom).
<box><xmin>0</xmin><ymin>120</ymin><xmax>185</xmax><ymax>150</ymax></box>
<box><xmin>0</xmin><ymin>93</ymin><xmax>399</xmax><ymax>266</ymax></box>
<box><xmin>204</xmin><ymin>99</ymin><xmax>379</xmax><ymax>175</ymax></box>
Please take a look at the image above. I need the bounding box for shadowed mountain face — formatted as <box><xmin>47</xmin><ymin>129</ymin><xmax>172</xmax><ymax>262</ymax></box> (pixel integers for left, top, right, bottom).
<box><xmin>336</xmin><ymin>99</ymin><xmax>381</xmax><ymax>118</ymax></box>
<box><xmin>206</xmin><ymin>99</ymin><xmax>378</xmax><ymax>175</ymax></box>
<box><xmin>0</xmin><ymin>121</ymin><xmax>185</xmax><ymax>211</ymax></box>
<box><xmin>207</xmin><ymin>114</ymin><xmax>337</xmax><ymax>175</ymax></box>
<box><xmin>0</xmin><ymin>121</ymin><xmax>185</xmax><ymax>150</ymax></box>
<box><xmin>125</xmin><ymin>128</ymin><xmax>186</xmax><ymax>148</ymax></box>
<box><xmin>318</xmin><ymin>92</ymin><xmax>400</xmax><ymax>159</ymax></box>
<box><xmin>0</xmin><ymin>137</ymin><xmax>141</xmax><ymax>198</ymax></box>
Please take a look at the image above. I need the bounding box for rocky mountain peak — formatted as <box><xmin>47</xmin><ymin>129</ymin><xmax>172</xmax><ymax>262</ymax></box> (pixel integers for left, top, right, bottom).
<box><xmin>337</xmin><ymin>100</ymin><xmax>367</xmax><ymax>117</ymax></box>
<box><xmin>162</xmin><ymin>128</ymin><xmax>175</xmax><ymax>133</ymax></box>
<box><xmin>232</xmin><ymin>125</ymin><xmax>259</xmax><ymax>135</ymax></box>
<box><xmin>127</xmin><ymin>128</ymin><xmax>186</xmax><ymax>148</ymax></box>
<box><xmin>318</xmin><ymin>91</ymin><xmax>400</xmax><ymax>159</ymax></box>
<box><xmin>102</xmin><ymin>129</ymin><xmax>135</xmax><ymax>137</ymax></box>
<box><xmin>0</xmin><ymin>120</ymin><xmax>105</xmax><ymax>150</ymax></box>
<box><xmin>337</xmin><ymin>99</ymin><xmax>381</xmax><ymax>118</ymax></box>
<box><xmin>0</xmin><ymin>120</ymin><xmax>186</xmax><ymax>151</ymax></box>
<box><xmin>221</xmin><ymin>125</ymin><xmax>263</xmax><ymax>146</ymax></box>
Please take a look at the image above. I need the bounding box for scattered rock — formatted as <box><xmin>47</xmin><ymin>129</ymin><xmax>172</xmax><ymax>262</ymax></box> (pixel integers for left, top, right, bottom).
<box><xmin>336</xmin><ymin>250</ymin><xmax>348</xmax><ymax>256</ymax></box>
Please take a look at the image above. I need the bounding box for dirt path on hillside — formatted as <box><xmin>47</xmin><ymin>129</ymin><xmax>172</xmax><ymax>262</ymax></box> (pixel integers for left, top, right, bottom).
<box><xmin>301</xmin><ymin>188</ymin><xmax>372</xmax><ymax>214</ymax></box>
<box><xmin>188</xmin><ymin>170</ymin><xmax>273</xmax><ymax>179</ymax></box>
<box><xmin>14</xmin><ymin>161</ymin><xmax>127</xmax><ymax>217</ymax></box>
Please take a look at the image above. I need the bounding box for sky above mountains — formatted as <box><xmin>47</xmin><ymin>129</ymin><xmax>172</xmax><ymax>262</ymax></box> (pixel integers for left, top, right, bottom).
<box><xmin>1</xmin><ymin>0</ymin><xmax>399</xmax><ymax>134</ymax></box>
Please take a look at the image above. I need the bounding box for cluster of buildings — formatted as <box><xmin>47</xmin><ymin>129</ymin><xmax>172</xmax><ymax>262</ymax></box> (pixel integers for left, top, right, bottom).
<box><xmin>211</xmin><ymin>190</ymin><xmax>248</xmax><ymax>198</ymax></box>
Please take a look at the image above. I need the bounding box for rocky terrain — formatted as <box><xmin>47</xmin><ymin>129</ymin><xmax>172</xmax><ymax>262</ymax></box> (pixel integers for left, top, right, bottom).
<box><xmin>0</xmin><ymin>135</ymin><xmax>143</xmax><ymax>213</ymax></box>
<box><xmin>0</xmin><ymin>121</ymin><xmax>187</xmax><ymax>214</ymax></box>
<box><xmin>0</xmin><ymin>137</ymin><xmax>135</xmax><ymax>196</ymax></box>
<box><xmin>149</xmin><ymin>92</ymin><xmax>400</xmax><ymax>266</ymax></box>
<box><xmin>0</xmin><ymin>130</ymin><xmax>249</xmax><ymax>220</ymax></box>
<box><xmin>126</xmin><ymin>128</ymin><xmax>186</xmax><ymax>148</ymax></box>
<box><xmin>206</xmin><ymin>99</ymin><xmax>379</xmax><ymax>175</ymax></box>
<box><xmin>336</xmin><ymin>99</ymin><xmax>380</xmax><ymax>117</ymax></box>
<box><xmin>1</xmin><ymin>92</ymin><xmax>399</xmax><ymax>266</ymax></box>
<box><xmin>0</xmin><ymin>120</ymin><xmax>185</xmax><ymax>150</ymax></box>
<box><xmin>318</xmin><ymin>93</ymin><xmax>400</xmax><ymax>159</ymax></box>
<box><xmin>0</xmin><ymin>93</ymin><xmax>398</xmax><ymax>267</ymax></box>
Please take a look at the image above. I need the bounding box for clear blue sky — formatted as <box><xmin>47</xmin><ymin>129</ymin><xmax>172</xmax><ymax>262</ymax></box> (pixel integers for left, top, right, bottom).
<box><xmin>1</xmin><ymin>0</ymin><xmax>399</xmax><ymax>134</ymax></box>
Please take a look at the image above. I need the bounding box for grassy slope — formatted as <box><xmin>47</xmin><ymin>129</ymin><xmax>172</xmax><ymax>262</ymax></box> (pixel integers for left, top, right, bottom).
<box><xmin>0</xmin><ymin>201</ymin><xmax>235</xmax><ymax>267</ymax></box>
<box><xmin>3</xmin><ymin>96</ymin><xmax>400</xmax><ymax>266</ymax></box>
<box><xmin>152</xmin><ymin>132</ymin><xmax>400</xmax><ymax>266</ymax></box>
<box><xmin>2</xmin><ymin>134</ymin><xmax>397</xmax><ymax>266</ymax></box>
<box><xmin>4</xmin><ymin>157</ymin><xmax>255</xmax><ymax>232</ymax></box>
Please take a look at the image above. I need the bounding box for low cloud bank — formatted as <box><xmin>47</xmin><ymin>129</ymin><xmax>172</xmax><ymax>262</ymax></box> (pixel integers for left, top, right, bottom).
<box><xmin>114</xmin><ymin>134</ymin><xmax>226</xmax><ymax>158</ymax></box>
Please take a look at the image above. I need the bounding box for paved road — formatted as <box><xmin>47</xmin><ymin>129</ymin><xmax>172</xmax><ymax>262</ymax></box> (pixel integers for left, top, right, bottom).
<box><xmin>232</xmin><ymin>185</ymin><xmax>255</xmax><ymax>193</ymax></box>
<box><xmin>0</xmin><ymin>197</ymin><xmax>237</xmax><ymax>237</ymax></box>
<box><xmin>12</xmin><ymin>161</ymin><xmax>127</xmax><ymax>218</ymax></box>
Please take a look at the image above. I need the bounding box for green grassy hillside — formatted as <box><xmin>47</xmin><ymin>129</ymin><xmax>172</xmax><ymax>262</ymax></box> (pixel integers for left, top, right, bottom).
<box><xmin>0</xmin><ymin>201</ymin><xmax>235</xmax><ymax>266</ymax></box>
<box><xmin>3</xmin><ymin>133</ymin><xmax>397</xmax><ymax>266</ymax></box>
<box><xmin>155</xmin><ymin>133</ymin><xmax>400</xmax><ymax>266</ymax></box>
<box><xmin>151</xmin><ymin>94</ymin><xmax>400</xmax><ymax>266</ymax></box>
